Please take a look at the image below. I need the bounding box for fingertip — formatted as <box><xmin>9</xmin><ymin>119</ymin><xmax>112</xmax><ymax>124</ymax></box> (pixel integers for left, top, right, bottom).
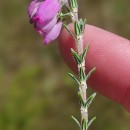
<box><xmin>59</xmin><ymin>24</ymin><xmax>130</xmax><ymax>113</ymax></box>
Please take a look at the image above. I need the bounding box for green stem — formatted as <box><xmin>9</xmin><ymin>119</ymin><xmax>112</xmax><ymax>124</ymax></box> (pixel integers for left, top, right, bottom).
<box><xmin>71</xmin><ymin>6</ymin><xmax>88</xmax><ymax>130</ymax></box>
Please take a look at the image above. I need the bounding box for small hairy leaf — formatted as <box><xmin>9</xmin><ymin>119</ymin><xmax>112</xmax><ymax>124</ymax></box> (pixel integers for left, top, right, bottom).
<box><xmin>85</xmin><ymin>93</ymin><xmax>97</xmax><ymax>108</ymax></box>
<box><xmin>83</xmin><ymin>19</ymin><xmax>87</xmax><ymax>33</ymax></box>
<box><xmin>79</xmin><ymin>67</ymin><xmax>86</xmax><ymax>81</ymax></box>
<box><xmin>71</xmin><ymin>48</ymin><xmax>81</xmax><ymax>64</ymax></box>
<box><xmin>74</xmin><ymin>22</ymin><xmax>81</xmax><ymax>36</ymax></box>
<box><xmin>69</xmin><ymin>0</ymin><xmax>78</xmax><ymax>8</ymax></box>
<box><xmin>79</xmin><ymin>19</ymin><xmax>87</xmax><ymax>34</ymax></box>
<box><xmin>81</xmin><ymin>44</ymin><xmax>90</xmax><ymax>62</ymax></box>
<box><xmin>79</xmin><ymin>19</ymin><xmax>84</xmax><ymax>33</ymax></box>
<box><xmin>86</xmin><ymin>67</ymin><xmax>96</xmax><ymax>81</ymax></box>
<box><xmin>71</xmin><ymin>116</ymin><xmax>81</xmax><ymax>128</ymax></box>
<box><xmin>63</xmin><ymin>23</ymin><xmax>75</xmax><ymax>39</ymax></box>
<box><xmin>68</xmin><ymin>73</ymin><xmax>80</xmax><ymax>85</ymax></box>
<box><xmin>87</xmin><ymin>117</ymin><xmax>96</xmax><ymax>129</ymax></box>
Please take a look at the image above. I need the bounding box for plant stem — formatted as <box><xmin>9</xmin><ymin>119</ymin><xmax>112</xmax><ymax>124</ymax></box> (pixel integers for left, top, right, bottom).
<box><xmin>71</xmin><ymin>7</ymin><xmax>88</xmax><ymax>130</ymax></box>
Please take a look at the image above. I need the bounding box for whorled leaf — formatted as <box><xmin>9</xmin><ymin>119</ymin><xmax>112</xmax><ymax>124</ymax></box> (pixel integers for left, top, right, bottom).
<box><xmin>87</xmin><ymin>116</ymin><xmax>96</xmax><ymax>129</ymax></box>
<box><xmin>71</xmin><ymin>48</ymin><xmax>81</xmax><ymax>64</ymax></box>
<box><xmin>79</xmin><ymin>67</ymin><xmax>86</xmax><ymax>81</ymax></box>
<box><xmin>68</xmin><ymin>73</ymin><xmax>80</xmax><ymax>85</ymax></box>
<box><xmin>63</xmin><ymin>23</ymin><xmax>75</xmax><ymax>39</ymax></box>
<box><xmin>85</xmin><ymin>67</ymin><xmax>96</xmax><ymax>81</ymax></box>
<box><xmin>85</xmin><ymin>93</ymin><xmax>97</xmax><ymax>108</ymax></box>
<box><xmin>71</xmin><ymin>116</ymin><xmax>81</xmax><ymax>128</ymax></box>
<box><xmin>81</xmin><ymin>44</ymin><xmax>90</xmax><ymax>63</ymax></box>
<box><xmin>74</xmin><ymin>21</ymin><xmax>81</xmax><ymax>36</ymax></box>
<box><xmin>69</xmin><ymin>0</ymin><xmax>78</xmax><ymax>8</ymax></box>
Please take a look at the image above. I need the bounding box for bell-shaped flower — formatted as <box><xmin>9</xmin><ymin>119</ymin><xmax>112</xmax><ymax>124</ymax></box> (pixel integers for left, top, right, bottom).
<box><xmin>27</xmin><ymin>0</ymin><xmax>66</xmax><ymax>44</ymax></box>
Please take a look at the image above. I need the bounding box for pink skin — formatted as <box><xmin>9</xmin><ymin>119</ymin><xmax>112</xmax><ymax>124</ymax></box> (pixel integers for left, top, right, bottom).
<box><xmin>59</xmin><ymin>24</ymin><xmax>130</xmax><ymax>113</ymax></box>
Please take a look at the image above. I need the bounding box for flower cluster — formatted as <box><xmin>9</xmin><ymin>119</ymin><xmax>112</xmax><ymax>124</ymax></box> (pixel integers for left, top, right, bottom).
<box><xmin>28</xmin><ymin>0</ymin><xmax>67</xmax><ymax>45</ymax></box>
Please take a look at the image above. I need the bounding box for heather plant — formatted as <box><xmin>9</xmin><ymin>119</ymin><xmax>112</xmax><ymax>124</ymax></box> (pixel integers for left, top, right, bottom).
<box><xmin>27</xmin><ymin>0</ymin><xmax>96</xmax><ymax>129</ymax></box>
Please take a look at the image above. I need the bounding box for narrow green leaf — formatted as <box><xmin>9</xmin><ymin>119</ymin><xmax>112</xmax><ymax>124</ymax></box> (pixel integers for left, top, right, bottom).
<box><xmin>59</xmin><ymin>12</ymin><xmax>71</xmax><ymax>18</ymax></box>
<box><xmin>63</xmin><ymin>23</ymin><xmax>75</xmax><ymax>39</ymax></box>
<box><xmin>82</xmin><ymin>19</ymin><xmax>87</xmax><ymax>33</ymax></box>
<box><xmin>81</xmin><ymin>44</ymin><xmax>90</xmax><ymax>62</ymax></box>
<box><xmin>71</xmin><ymin>48</ymin><xmax>81</xmax><ymax>64</ymax></box>
<box><xmin>68</xmin><ymin>73</ymin><xmax>80</xmax><ymax>85</ymax></box>
<box><xmin>79</xmin><ymin>19</ymin><xmax>84</xmax><ymax>33</ymax></box>
<box><xmin>74</xmin><ymin>0</ymin><xmax>78</xmax><ymax>8</ymax></box>
<box><xmin>69</xmin><ymin>0</ymin><xmax>74</xmax><ymax>8</ymax></box>
<box><xmin>78</xmin><ymin>18</ymin><xmax>87</xmax><ymax>34</ymax></box>
<box><xmin>82</xmin><ymin>119</ymin><xmax>87</xmax><ymax>130</ymax></box>
<box><xmin>85</xmin><ymin>93</ymin><xmax>97</xmax><ymax>108</ymax></box>
<box><xmin>70</xmin><ymin>0</ymin><xmax>78</xmax><ymax>8</ymax></box>
<box><xmin>87</xmin><ymin>117</ymin><xmax>96</xmax><ymax>129</ymax></box>
<box><xmin>79</xmin><ymin>19</ymin><xmax>84</xmax><ymax>26</ymax></box>
<box><xmin>74</xmin><ymin>22</ymin><xmax>81</xmax><ymax>36</ymax></box>
<box><xmin>71</xmin><ymin>116</ymin><xmax>81</xmax><ymax>128</ymax></box>
<box><xmin>79</xmin><ymin>67</ymin><xmax>86</xmax><ymax>81</ymax></box>
<box><xmin>85</xmin><ymin>67</ymin><xmax>96</xmax><ymax>81</ymax></box>
<box><xmin>78</xmin><ymin>92</ymin><xmax>85</xmax><ymax>107</ymax></box>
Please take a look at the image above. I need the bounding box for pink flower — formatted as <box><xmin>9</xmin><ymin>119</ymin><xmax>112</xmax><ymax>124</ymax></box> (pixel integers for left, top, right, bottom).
<box><xmin>27</xmin><ymin>0</ymin><xmax>66</xmax><ymax>45</ymax></box>
<box><xmin>43</xmin><ymin>22</ymin><xmax>62</xmax><ymax>45</ymax></box>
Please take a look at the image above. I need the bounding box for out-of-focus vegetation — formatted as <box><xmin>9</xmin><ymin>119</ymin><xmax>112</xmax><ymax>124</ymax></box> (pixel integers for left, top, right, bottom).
<box><xmin>0</xmin><ymin>0</ymin><xmax>130</xmax><ymax>130</ymax></box>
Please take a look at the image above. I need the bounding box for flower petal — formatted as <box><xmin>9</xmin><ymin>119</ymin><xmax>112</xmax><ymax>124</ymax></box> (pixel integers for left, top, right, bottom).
<box><xmin>42</xmin><ymin>16</ymin><xmax>57</xmax><ymax>32</ymax></box>
<box><xmin>28</xmin><ymin>0</ymin><xmax>41</xmax><ymax>18</ymax></box>
<box><xmin>36</xmin><ymin>0</ymin><xmax>61</xmax><ymax>22</ymax></box>
<box><xmin>34</xmin><ymin>16</ymin><xmax>58</xmax><ymax>35</ymax></box>
<box><xmin>43</xmin><ymin>22</ymin><xmax>62</xmax><ymax>45</ymax></box>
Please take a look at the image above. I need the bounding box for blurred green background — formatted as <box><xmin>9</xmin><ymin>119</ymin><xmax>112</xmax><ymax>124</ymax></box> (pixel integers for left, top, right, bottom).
<box><xmin>0</xmin><ymin>0</ymin><xmax>130</xmax><ymax>130</ymax></box>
